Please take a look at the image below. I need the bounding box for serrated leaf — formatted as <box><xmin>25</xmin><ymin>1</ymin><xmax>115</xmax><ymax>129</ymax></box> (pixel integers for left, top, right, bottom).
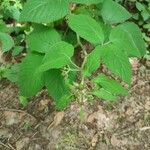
<box><xmin>110</xmin><ymin>26</ymin><xmax>140</xmax><ymax>57</ymax></box>
<box><xmin>39</xmin><ymin>41</ymin><xmax>74</xmax><ymax>72</ymax></box>
<box><xmin>8</xmin><ymin>6</ymin><xmax>21</xmax><ymax>21</ymax></box>
<box><xmin>0</xmin><ymin>32</ymin><xmax>14</xmax><ymax>52</ymax></box>
<box><xmin>136</xmin><ymin>2</ymin><xmax>145</xmax><ymax>11</ymax></box>
<box><xmin>100</xmin><ymin>22</ymin><xmax>112</xmax><ymax>42</ymax></box>
<box><xmin>110</xmin><ymin>22</ymin><xmax>146</xmax><ymax>57</ymax></box>
<box><xmin>110</xmin><ymin>23</ymin><xmax>146</xmax><ymax>57</ymax></box>
<box><xmin>27</xmin><ymin>25</ymin><xmax>61</xmax><ymax>53</ymax></box>
<box><xmin>19</xmin><ymin>96</ymin><xmax>28</xmax><ymax>107</ymax></box>
<box><xmin>18</xmin><ymin>53</ymin><xmax>44</xmax><ymax>97</ymax></box>
<box><xmin>92</xmin><ymin>74</ymin><xmax>128</xmax><ymax>96</ymax></box>
<box><xmin>100</xmin><ymin>43</ymin><xmax>132</xmax><ymax>84</ymax></box>
<box><xmin>84</xmin><ymin>45</ymin><xmax>102</xmax><ymax>77</ymax></box>
<box><xmin>92</xmin><ymin>88</ymin><xmax>117</xmax><ymax>101</ymax></box>
<box><xmin>20</xmin><ymin>0</ymin><xmax>69</xmax><ymax>23</ymax></box>
<box><xmin>69</xmin><ymin>0</ymin><xmax>102</xmax><ymax>5</ymax></box>
<box><xmin>55</xmin><ymin>94</ymin><xmax>72</xmax><ymax>110</ymax></box>
<box><xmin>101</xmin><ymin>0</ymin><xmax>131</xmax><ymax>24</ymax></box>
<box><xmin>44</xmin><ymin>69</ymin><xmax>69</xmax><ymax>101</ymax></box>
<box><xmin>68</xmin><ymin>14</ymin><xmax>104</xmax><ymax>44</ymax></box>
<box><xmin>4</xmin><ymin>64</ymin><xmax>20</xmax><ymax>83</ymax></box>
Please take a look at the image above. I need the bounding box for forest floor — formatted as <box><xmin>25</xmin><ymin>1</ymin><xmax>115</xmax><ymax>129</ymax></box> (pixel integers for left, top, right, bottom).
<box><xmin>0</xmin><ymin>60</ymin><xmax>150</xmax><ymax>150</ymax></box>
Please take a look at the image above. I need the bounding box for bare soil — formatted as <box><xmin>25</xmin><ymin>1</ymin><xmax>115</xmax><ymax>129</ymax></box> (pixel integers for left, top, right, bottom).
<box><xmin>0</xmin><ymin>62</ymin><xmax>150</xmax><ymax>150</ymax></box>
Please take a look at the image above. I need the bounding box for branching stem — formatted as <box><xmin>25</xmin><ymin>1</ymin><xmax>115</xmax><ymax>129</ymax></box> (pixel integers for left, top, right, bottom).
<box><xmin>76</xmin><ymin>34</ymin><xmax>88</xmax><ymax>85</ymax></box>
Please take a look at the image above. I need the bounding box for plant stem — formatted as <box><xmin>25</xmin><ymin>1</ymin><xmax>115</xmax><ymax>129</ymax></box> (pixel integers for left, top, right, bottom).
<box><xmin>70</xmin><ymin>68</ymin><xmax>80</xmax><ymax>72</ymax></box>
<box><xmin>67</xmin><ymin>56</ymin><xmax>80</xmax><ymax>70</ymax></box>
<box><xmin>76</xmin><ymin>34</ymin><xmax>88</xmax><ymax>85</ymax></box>
<box><xmin>81</xmin><ymin>55</ymin><xmax>87</xmax><ymax>85</ymax></box>
<box><xmin>77</xmin><ymin>34</ymin><xmax>87</xmax><ymax>55</ymax></box>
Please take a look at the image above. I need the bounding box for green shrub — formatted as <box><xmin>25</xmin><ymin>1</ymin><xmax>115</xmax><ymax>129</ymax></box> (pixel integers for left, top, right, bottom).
<box><xmin>0</xmin><ymin>0</ymin><xmax>147</xmax><ymax>110</ymax></box>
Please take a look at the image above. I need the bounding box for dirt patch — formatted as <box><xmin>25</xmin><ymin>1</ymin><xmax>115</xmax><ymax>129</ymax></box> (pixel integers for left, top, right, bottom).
<box><xmin>0</xmin><ymin>62</ymin><xmax>150</xmax><ymax>150</ymax></box>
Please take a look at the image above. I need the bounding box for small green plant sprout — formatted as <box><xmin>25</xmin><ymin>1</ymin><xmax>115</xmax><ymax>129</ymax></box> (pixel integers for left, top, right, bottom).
<box><xmin>0</xmin><ymin>0</ymin><xmax>146</xmax><ymax>110</ymax></box>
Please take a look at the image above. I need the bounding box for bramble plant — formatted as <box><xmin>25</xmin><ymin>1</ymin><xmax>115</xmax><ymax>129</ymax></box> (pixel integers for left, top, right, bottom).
<box><xmin>0</xmin><ymin>0</ymin><xmax>147</xmax><ymax>110</ymax></box>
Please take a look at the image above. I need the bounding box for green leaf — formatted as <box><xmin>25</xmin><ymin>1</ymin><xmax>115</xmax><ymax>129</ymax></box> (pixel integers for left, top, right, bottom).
<box><xmin>0</xmin><ymin>32</ymin><xmax>14</xmax><ymax>52</ymax></box>
<box><xmin>63</xmin><ymin>31</ymin><xmax>77</xmax><ymax>46</ymax></box>
<box><xmin>0</xmin><ymin>20</ymin><xmax>8</xmax><ymax>32</ymax></box>
<box><xmin>92</xmin><ymin>88</ymin><xmax>117</xmax><ymax>101</ymax></box>
<box><xmin>27</xmin><ymin>25</ymin><xmax>61</xmax><ymax>53</ymax></box>
<box><xmin>100</xmin><ymin>22</ymin><xmax>112</xmax><ymax>42</ymax></box>
<box><xmin>8</xmin><ymin>6</ymin><xmax>21</xmax><ymax>21</ymax></box>
<box><xmin>44</xmin><ymin>69</ymin><xmax>69</xmax><ymax>101</ymax></box>
<box><xmin>39</xmin><ymin>41</ymin><xmax>74</xmax><ymax>72</ymax></box>
<box><xmin>55</xmin><ymin>94</ymin><xmax>72</xmax><ymax>110</ymax></box>
<box><xmin>4</xmin><ymin>64</ymin><xmax>20</xmax><ymax>83</ymax></box>
<box><xmin>68</xmin><ymin>14</ymin><xmax>104</xmax><ymax>44</ymax></box>
<box><xmin>67</xmin><ymin>65</ymin><xmax>77</xmax><ymax>84</ymax></box>
<box><xmin>141</xmin><ymin>9</ymin><xmax>149</xmax><ymax>21</ymax></box>
<box><xmin>12</xmin><ymin>46</ymin><xmax>24</xmax><ymax>56</ymax></box>
<box><xmin>101</xmin><ymin>0</ymin><xmax>131</xmax><ymax>24</ymax></box>
<box><xmin>136</xmin><ymin>2</ymin><xmax>145</xmax><ymax>11</ymax></box>
<box><xmin>100</xmin><ymin>43</ymin><xmax>132</xmax><ymax>84</ymax></box>
<box><xmin>20</xmin><ymin>0</ymin><xmax>69</xmax><ymax>23</ymax></box>
<box><xmin>18</xmin><ymin>53</ymin><xmax>44</xmax><ymax>97</ymax></box>
<box><xmin>69</xmin><ymin>0</ymin><xmax>102</xmax><ymax>5</ymax></box>
<box><xmin>19</xmin><ymin>96</ymin><xmax>28</xmax><ymax>107</ymax></box>
<box><xmin>110</xmin><ymin>26</ymin><xmax>140</xmax><ymax>57</ymax></box>
<box><xmin>84</xmin><ymin>45</ymin><xmax>102</xmax><ymax>77</ymax></box>
<box><xmin>110</xmin><ymin>22</ymin><xmax>146</xmax><ymax>57</ymax></box>
<box><xmin>92</xmin><ymin>74</ymin><xmax>128</xmax><ymax>96</ymax></box>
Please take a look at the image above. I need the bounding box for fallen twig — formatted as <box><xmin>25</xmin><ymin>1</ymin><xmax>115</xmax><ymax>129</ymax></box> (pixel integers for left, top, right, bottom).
<box><xmin>140</xmin><ymin>126</ymin><xmax>150</xmax><ymax>131</ymax></box>
<box><xmin>0</xmin><ymin>107</ymin><xmax>36</xmax><ymax>120</ymax></box>
<box><xmin>0</xmin><ymin>141</ymin><xmax>11</xmax><ymax>149</ymax></box>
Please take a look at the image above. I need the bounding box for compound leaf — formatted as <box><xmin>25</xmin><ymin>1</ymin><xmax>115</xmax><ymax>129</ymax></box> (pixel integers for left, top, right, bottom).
<box><xmin>44</xmin><ymin>69</ymin><xmax>69</xmax><ymax>101</ymax></box>
<box><xmin>92</xmin><ymin>74</ymin><xmax>128</xmax><ymax>96</ymax></box>
<box><xmin>18</xmin><ymin>53</ymin><xmax>44</xmax><ymax>97</ymax></box>
<box><xmin>3</xmin><ymin>64</ymin><xmax>20</xmax><ymax>83</ymax></box>
<box><xmin>101</xmin><ymin>0</ymin><xmax>131</xmax><ymax>24</ymax></box>
<box><xmin>68</xmin><ymin>14</ymin><xmax>104</xmax><ymax>44</ymax></box>
<box><xmin>92</xmin><ymin>88</ymin><xmax>117</xmax><ymax>101</ymax></box>
<box><xmin>0</xmin><ymin>32</ymin><xmax>14</xmax><ymax>52</ymax></box>
<box><xmin>84</xmin><ymin>45</ymin><xmax>102</xmax><ymax>77</ymax></box>
<box><xmin>110</xmin><ymin>22</ymin><xmax>146</xmax><ymax>57</ymax></box>
<box><xmin>55</xmin><ymin>94</ymin><xmax>72</xmax><ymax>110</ymax></box>
<box><xmin>39</xmin><ymin>41</ymin><xmax>74</xmax><ymax>72</ymax></box>
<box><xmin>20</xmin><ymin>0</ymin><xmax>69</xmax><ymax>23</ymax></box>
<box><xmin>27</xmin><ymin>25</ymin><xmax>61</xmax><ymax>53</ymax></box>
<box><xmin>100</xmin><ymin>43</ymin><xmax>132</xmax><ymax>84</ymax></box>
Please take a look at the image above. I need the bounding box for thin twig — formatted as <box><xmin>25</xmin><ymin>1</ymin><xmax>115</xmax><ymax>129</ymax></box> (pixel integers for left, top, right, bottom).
<box><xmin>7</xmin><ymin>143</ymin><xmax>16</xmax><ymax>150</ymax></box>
<box><xmin>0</xmin><ymin>107</ymin><xmax>36</xmax><ymax>120</ymax></box>
<box><xmin>140</xmin><ymin>126</ymin><xmax>150</xmax><ymax>131</ymax></box>
<box><xmin>77</xmin><ymin>34</ymin><xmax>87</xmax><ymax>55</ymax></box>
<box><xmin>0</xmin><ymin>141</ymin><xmax>11</xmax><ymax>149</ymax></box>
<box><xmin>76</xmin><ymin>34</ymin><xmax>88</xmax><ymax>84</ymax></box>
